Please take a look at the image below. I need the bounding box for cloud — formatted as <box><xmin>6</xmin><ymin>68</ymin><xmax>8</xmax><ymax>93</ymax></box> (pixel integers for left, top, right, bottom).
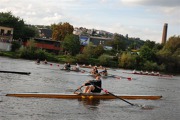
<box><xmin>121</xmin><ymin>0</ymin><xmax>180</xmax><ymax>7</ymax></box>
<box><xmin>0</xmin><ymin>0</ymin><xmax>179</xmax><ymax>43</ymax></box>
<box><xmin>121</xmin><ymin>0</ymin><xmax>180</xmax><ymax>34</ymax></box>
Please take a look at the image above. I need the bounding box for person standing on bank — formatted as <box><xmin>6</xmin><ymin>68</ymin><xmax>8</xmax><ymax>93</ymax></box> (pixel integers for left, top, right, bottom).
<box><xmin>82</xmin><ymin>73</ymin><xmax>102</xmax><ymax>93</ymax></box>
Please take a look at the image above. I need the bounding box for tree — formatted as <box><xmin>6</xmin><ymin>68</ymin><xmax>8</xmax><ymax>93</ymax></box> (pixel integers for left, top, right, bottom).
<box><xmin>160</xmin><ymin>36</ymin><xmax>180</xmax><ymax>56</ymax></box>
<box><xmin>93</xmin><ymin>45</ymin><xmax>105</xmax><ymax>58</ymax></box>
<box><xmin>144</xmin><ymin>40</ymin><xmax>156</xmax><ymax>48</ymax></box>
<box><xmin>63</xmin><ymin>34</ymin><xmax>81</xmax><ymax>56</ymax></box>
<box><xmin>22</xmin><ymin>25</ymin><xmax>37</xmax><ymax>39</ymax></box>
<box><xmin>112</xmin><ymin>34</ymin><xmax>126</xmax><ymax>51</ymax></box>
<box><xmin>11</xmin><ymin>41</ymin><xmax>21</xmax><ymax>52</ymax></box>
<box><xmin>139</xmin><ymin>45</ymin><xmax>156</xmax><ymax>61</ymax></box>
<box><xmin>157</xmin><ymin>35</ymin><xmax>180</xmax><ymax>73</ymax></box>
<box><xmin>119</xmin><ymin>52</ymin><xmax>135</xmax><ymax>69</ymax></box>
<box><xmin>0</xmin><ymin>12</ymin><xmax>37</xmax><ymax>39</ymax></box>
<box><xmin>0</xmin><ymin>12</ymin><xmax>24</xmax><ymax>39</ymax></box>
<box><xmin>52</xmin><ymin>22</ymin><xmax>74</xmax><ymax>41</ymax></box>
<box><xmin>82</xmin><ymin>42</ymin><xmax>95</xmax><ymax>58</ymax></box>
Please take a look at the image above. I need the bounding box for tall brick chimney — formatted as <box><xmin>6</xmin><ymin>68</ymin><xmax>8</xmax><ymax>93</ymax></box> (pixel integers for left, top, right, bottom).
<box><xmin>161</xmin><ymin>23</ymin><xmax>168</xmax><ymax>44</ymax></box>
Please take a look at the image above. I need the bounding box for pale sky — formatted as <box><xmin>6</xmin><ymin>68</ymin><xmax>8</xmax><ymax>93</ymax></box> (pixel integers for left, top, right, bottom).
<box><xmin>0</xmin><ymin>0</ymin><xmax>179</xmax><ymax>43</ymax></box>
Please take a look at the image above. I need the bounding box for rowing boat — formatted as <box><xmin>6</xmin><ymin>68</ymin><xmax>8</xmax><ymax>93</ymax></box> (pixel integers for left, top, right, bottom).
<box><xmin>80</xmin><ymin>65</ymin><xmax>109</xmax><ymax>70</ymax></box>
<box><xmin>123</xmin><ymin>72</ymin><xmax>173</xmax><ymax>77</ymax></box>
<box><xmin>60</xmin><ymin>69</ymin><xmax>80</xmax><ymax>72</ymax></box>
<box><xmin>6</xmin><ymin>93</ymin><xmax>162</xmax><ymax>100</ymax></box>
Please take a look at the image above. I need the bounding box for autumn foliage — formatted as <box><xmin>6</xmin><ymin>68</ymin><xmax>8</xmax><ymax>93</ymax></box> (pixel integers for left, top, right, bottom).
<box><xmin>51</xmin><ymin>22</ymin><xmax>74</xmax><ymax>41</ymax></box>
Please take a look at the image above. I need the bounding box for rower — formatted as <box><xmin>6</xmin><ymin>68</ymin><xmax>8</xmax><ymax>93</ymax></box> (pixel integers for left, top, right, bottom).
<box><xmin>63</xmin><ymin>63</ymin><xmax>71</xmax><ymax>70</ymax></box>
<box><xmin>100</xmin><ymin>68</ymin><xmax>108</xmax><ymax>76</ymax></box>
<box><xmin>151</xmin><ymin>71</ymin><xmax>155</xmax><ymax>75</ymax></box>
<box><xmin>156</xmin><ymin>72</ymin><xmax>160</xmax><ymax>75</ymax></box>
<box><xmin>73</xmin><ymin>63</ymin><xmax>80</xmax><ymax>71</ymax></box>
<box><xmin>81</xmin><ymin>73</ymin><xmax>102</xmax><ymax>93</ymax></box>
<box><xmin>90</xmin><ymin>66</ymin><xmax>98</xmax><ymax>75</ymax></box>
<box><xmin>44</xmin><ymin>59</ymin><xmax>48</xmax><ymax>64</ymax></box>
<box><xmin>99</xmin><ymin>65</ymin><xmax>103</xmax><ymax>69</ymax></box>
<box><xmin>140</xmin><ymin>70</ymin><xmax>143</xmax><ymax>74</ymax></box>
<box><xmin>133</xmin><ymin>69</ymin><xmax>136</xmax><ymax>74</ymax></box>
<box><xmin>63</xmin><ymin>63</ymin><xmax>67</xmax><ymax>69</ymax></box>
<box><xmin>66</xmin><ymin>63</ymin><xmax>71</xmax><ymax>70</ymax></box>
<box><xmin>36</xmin><ymin>59</ymin><xmax>40</xmax><ymax>64</ymax></box>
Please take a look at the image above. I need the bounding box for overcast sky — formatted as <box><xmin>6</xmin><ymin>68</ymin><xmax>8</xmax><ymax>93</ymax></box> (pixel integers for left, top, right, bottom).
<box><xmin>1</xmin><ymin>0</ymin><xmax>179</xmax><ymax>43</ymax></box>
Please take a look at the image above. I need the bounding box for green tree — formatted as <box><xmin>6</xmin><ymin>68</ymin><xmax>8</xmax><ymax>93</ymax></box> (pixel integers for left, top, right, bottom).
<box><xmin>98</xmin><ymin>54</ymin><xmax>112</xmax><ymax>66</ymax></box>
<box><xmin>22</xmin><ymin>25</ymin><xmax>37</xmax><ymax>39</ymax></box>
<box><xmin>82</xmin><ymin>42</ymin><xmax>95</xmax><ymax>58</ymax></box>
<box><xmin>139</xmin><ymin>45</ymin><xmax>156</xmax><ymax>61</ymax></box>
<box><xmin>18</xmin><ymin>39</ymin><xmax>36</xmax><ymax>59</ymax></box>
<box><xmin>144</xmin><ymin>40</ymin><xmax>156</xmax><ymax>48</ymax></box>
<box><xmin>111</xmin><ymin>34</ymin><xmax>126</xmax><ymax>51</ymax></box>
<box><xmin>143</xmin><ymin>61</ymin><xmax>159</xmax><ymax>71</ymax></box>
<box><xmin>93</xmin><ymin>45</ymin><xmax>105</xmax><ymax>58</ymax></box>
<box><xmin>119</xmin><ymin>52</ymin><xmax>135</xmax><ymax>69</ymax></box>
<box><xmin>157</xmin><ymin>35</ymin><xmax>180</xmax><ymax>73</ymax></box>
<box><xmin>52</xmin><ymin>22</ymin><xmax>74</xmax><ymax>41</ymax></box>
<box><xmin>63</xmin><ymin>34</ymin><xmax>80</xmax><ymax>56</ymax></box>
<box><xmin>0</xmin><ymin>12</ymin><xmax>36</xmax><ymax>39</ymax></box>
<box><xmin>159</xmin><ymin>36</ymin><xmax>180</xmax><ymax>56</ymax></box>
<box><xmin>11</xmin><ymin>41</ymin><xmax>21</xmax><ymax>52</ymax></box>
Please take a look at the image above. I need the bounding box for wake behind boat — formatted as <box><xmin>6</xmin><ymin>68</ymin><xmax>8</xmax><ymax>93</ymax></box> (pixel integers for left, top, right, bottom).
<box><xmin>6</xmin><ymin>93</ymin><xmax>162</xmax><ymax>100</ymax></box>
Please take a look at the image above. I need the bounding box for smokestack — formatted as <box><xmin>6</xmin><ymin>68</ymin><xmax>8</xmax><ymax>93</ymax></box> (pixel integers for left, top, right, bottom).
<box><xmin>162</xmin><ymin>23</ymin><xmax>168</xmax><ymax>44</ymax></box>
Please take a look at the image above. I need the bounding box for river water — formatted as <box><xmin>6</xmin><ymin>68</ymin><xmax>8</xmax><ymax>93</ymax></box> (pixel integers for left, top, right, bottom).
<box><xmin>0</xmin><ymin>56</ymin><xmax>179</xmax><ymax>120</ymax></box>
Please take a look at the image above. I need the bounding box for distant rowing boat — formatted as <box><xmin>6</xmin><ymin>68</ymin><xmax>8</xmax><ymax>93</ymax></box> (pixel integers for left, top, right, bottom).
<box><xmin>60</xmin><ymin>69</ymin><xmax>80</xmax><ymax>72</ymax></box>
<box><xmin>123</xmin><ymin>72</ymin><xmax>173</xmax><ymax>78</ymax></box>
<box><xmin>80</xmin><ymin>65</ymin><xmax>109</xmax><ymax>70</ymax></box>
<box><xmin>6</xmin><ymin>93</ymin><xmax>162</xmax><ymax>100</ymax></box>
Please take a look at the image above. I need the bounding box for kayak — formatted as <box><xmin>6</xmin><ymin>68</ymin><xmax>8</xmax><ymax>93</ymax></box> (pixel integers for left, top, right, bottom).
<box><xmin>6</xmin><ymin>93</ymin><xmax>162</xmax><ymax>100</ymax></box>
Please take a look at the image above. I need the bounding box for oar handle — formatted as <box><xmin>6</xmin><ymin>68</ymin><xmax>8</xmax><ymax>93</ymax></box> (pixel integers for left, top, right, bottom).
<box><xmin>74</xmin><ymin>85</ymin><xmax>84</xmax><ymax>94</ymax></box>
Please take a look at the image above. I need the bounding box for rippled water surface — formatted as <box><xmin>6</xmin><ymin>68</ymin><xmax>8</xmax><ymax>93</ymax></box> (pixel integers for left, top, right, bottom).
<box><xmin>0</xmin><ymin>57</ymin><xmax>180</xmax><ymax>120</ymax></box>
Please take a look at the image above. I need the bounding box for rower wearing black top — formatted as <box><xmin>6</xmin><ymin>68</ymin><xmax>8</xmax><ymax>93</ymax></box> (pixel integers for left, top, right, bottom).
<box><xmin>101</xmin><ymin>68</ymin><xmax>108</xmax><ymax>76</ymax></box>
<box><xmin>67</xmin><ymin>63</ymin><xmax>71</xmax><ymax>69</ymax></box>
<box><xmin>90</xmin><ymin>66</ymin><xmax>98</xmax><ymax>75</ymax></box>
<box><xmin>83</xmin><ymin>73</ymin><xmax>102</xmax><ymax>93</ymax></box>
<box><xmin>36</xmin><ymin>59</ymin><xmax>40</xmax><ymax>64</ymax></box>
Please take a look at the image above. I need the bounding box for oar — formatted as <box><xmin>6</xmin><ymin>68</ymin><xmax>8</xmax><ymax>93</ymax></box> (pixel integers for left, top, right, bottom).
<box><xmin>94</xmin><ymin>85</ymin><xmax>135</xmax><ymax>106</ymax></box>
<box><xmin>81</xmin><ymin>69</ymin><xmax>90</xmax><ymax>73</ymax></box>
<box><xmin>108</xmin><ymin>74</ymin><xmax>132</xmax><ymax>80</ymax></box>
<box><xmin>95</xmin><ymin>85</ymin><xmax>153</xmax><ymax>109</ymax></box>
<box><xmin>0</xmin><ymin>70</ymin><xmax>31</xmax><ymax>75</ymax></box>
<box><xmin>74</xmin><ymin>85</ymin><xmax>84</xmax><ymax>94</ymax></box>
<box><xmin>117</xmin><ymin>76</ymin><xmax>132</xmax><ymax>80</ymax></box>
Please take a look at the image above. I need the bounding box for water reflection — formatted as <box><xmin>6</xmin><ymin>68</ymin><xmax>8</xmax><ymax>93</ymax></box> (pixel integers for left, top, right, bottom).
<box><xmin>78</xmin><ymin>99</ymin><xmax>100</xmax><ymax>109</ymax></box>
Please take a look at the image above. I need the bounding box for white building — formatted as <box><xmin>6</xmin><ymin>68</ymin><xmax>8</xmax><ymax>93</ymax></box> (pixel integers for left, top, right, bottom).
<box><xmin>0</xmin><ymin>26</ymin><xmax>14</xmax><ymax>51</ymax></box>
